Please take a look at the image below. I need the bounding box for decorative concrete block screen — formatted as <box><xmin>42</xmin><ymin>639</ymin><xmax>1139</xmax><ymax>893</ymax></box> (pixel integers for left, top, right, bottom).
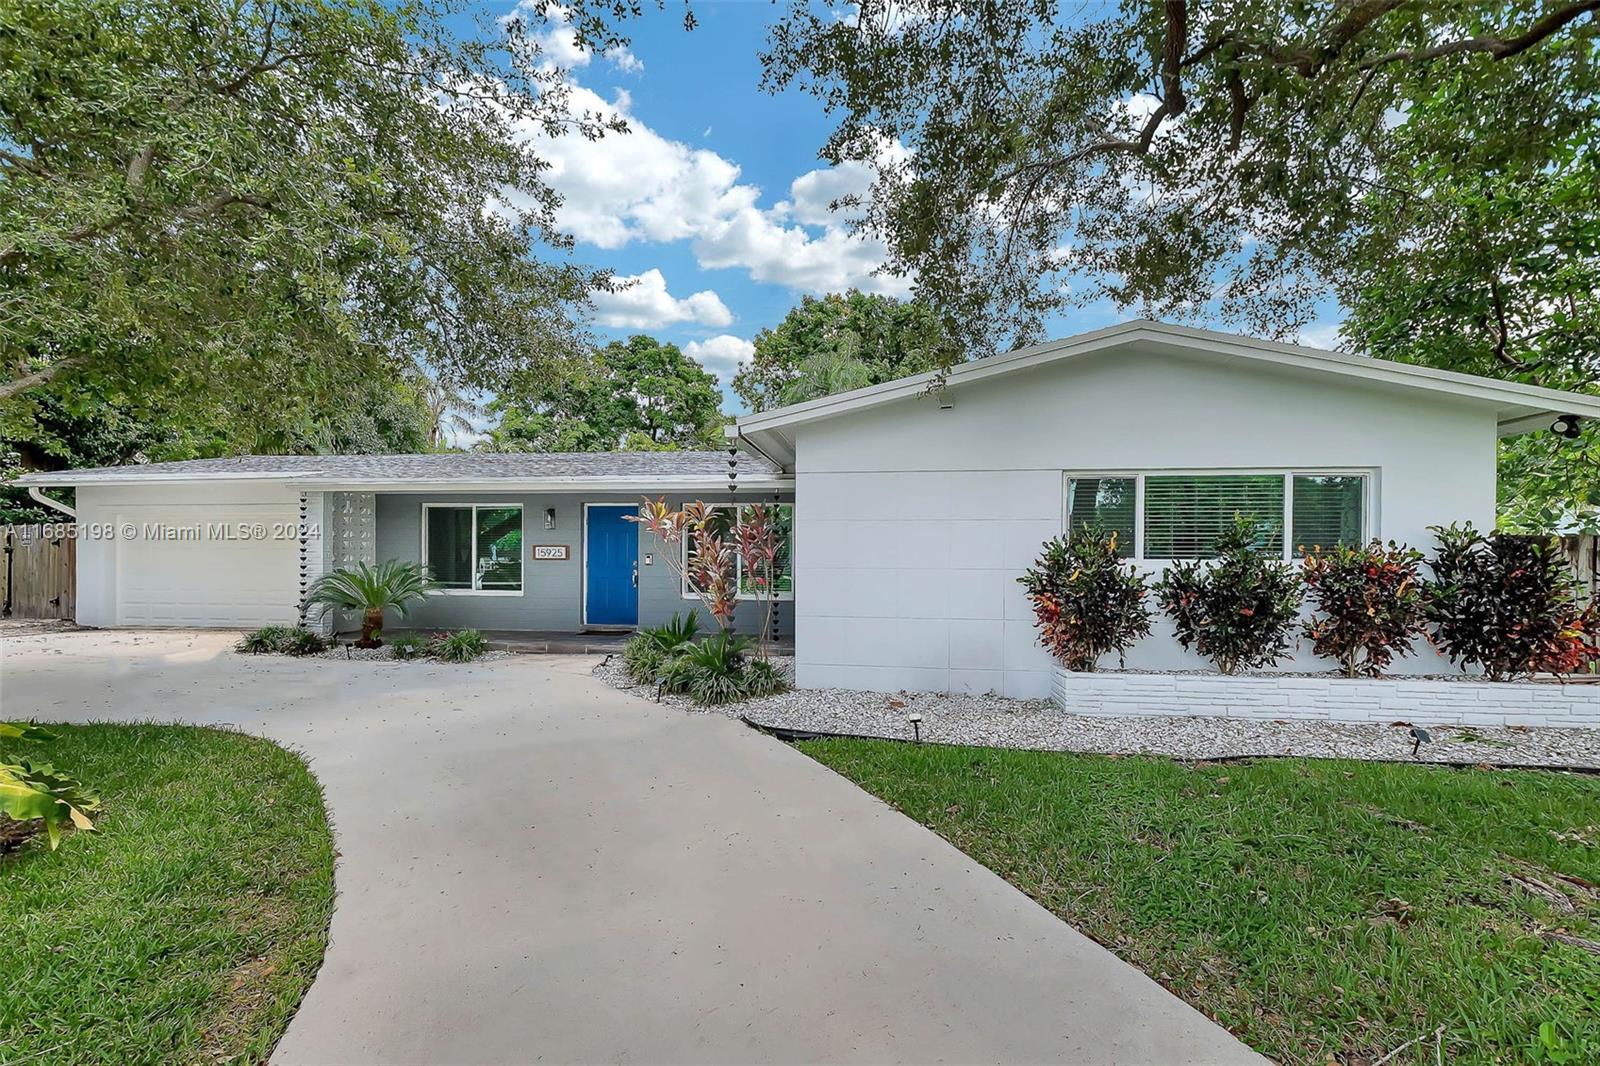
<box><xmin>1052</xmin><ymin>669</ymin><xmax>1600</xmax><ymax>729</ymax></box>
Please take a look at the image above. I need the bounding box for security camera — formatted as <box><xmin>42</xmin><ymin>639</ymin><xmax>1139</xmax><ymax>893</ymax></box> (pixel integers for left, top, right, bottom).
<box><xmin>1551</xmin><ymin>414</ymin><xmax>1583</xmax><ymax>439</ymax></box>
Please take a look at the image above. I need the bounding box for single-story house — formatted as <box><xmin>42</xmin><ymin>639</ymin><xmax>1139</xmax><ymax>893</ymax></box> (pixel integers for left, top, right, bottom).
<box><xmin>17</xmin><ymin>321</ymin><xmax>1600</xmax><ymax>697</ymax></box>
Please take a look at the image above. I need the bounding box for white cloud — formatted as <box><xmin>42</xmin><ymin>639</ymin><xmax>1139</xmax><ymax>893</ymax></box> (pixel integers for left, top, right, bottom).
<box><xmin>591</xmin><ymin>269</ymin><xmax>733</xmax><ymax>329</ymax></box>
<box><xmin>604</xmin><ymin>45</ymin><xmax>643</xmax><ymax>74</ymax></box>
<box><xmin>1297</xmin><ymin>320</ymin><xmax>1346</xmax><ymax>350</ymax></box>
<box><xmin>682</xmin><ymin>335</ymin><xmax>755</xmax><ymax>383</ymax></box>
<box><xmin>508</xmin><ymin>78</ymin><xmax>911</xmax><ymax>295</ymax></box>
<box><xmin>517</xmin><ymin>3</ymin><xmax>643</xmax><ymax>73</ymax></box>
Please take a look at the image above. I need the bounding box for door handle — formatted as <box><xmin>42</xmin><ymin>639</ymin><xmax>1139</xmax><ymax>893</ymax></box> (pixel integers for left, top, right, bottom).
<box><xmin>632</xmin><ymin>561</ymin><xmax>639</xmax><ymax>588</ymax></box>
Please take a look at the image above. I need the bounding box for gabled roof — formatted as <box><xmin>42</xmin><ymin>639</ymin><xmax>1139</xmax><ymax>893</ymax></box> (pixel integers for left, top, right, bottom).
<box><xmin>730</xmin><ymin>320</ymin><xmax>1600</xmax><ymax>470</ymax></box>
<box><xmin>12</xmin><ymin>450</ymin><xmax>789</xmax><ymax>490</ymax></box>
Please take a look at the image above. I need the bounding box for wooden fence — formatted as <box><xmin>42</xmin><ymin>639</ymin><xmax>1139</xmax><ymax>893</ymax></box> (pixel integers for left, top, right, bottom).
<box><xmin>1</xmin><ymin>524</ymin><xmax>76</xmax><ymax>621</ymax></box>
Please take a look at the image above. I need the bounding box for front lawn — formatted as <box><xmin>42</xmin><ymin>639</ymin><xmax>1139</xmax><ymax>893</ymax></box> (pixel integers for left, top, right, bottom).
<box><xmin>2</xmin><ymin>724</ymin><xmax>335</xmax><ymax>1064</ymax></box>
<box><xmin>800</xmin><ymin>739</ymin><xmax>1600</xmax><ymax>1065</ymax></box>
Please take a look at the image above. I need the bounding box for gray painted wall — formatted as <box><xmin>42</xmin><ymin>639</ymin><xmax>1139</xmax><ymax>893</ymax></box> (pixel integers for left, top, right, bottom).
<box><xmin>374</xmin><ymin>491</ymin><xmax>793</xmax><ymax>638</ymax></box>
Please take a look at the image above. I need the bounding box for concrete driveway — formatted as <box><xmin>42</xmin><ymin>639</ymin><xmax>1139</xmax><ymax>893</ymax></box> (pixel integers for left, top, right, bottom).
<box><xmin>2</xmin><ymin>629</ymin><xmax>1261</xmax><ymax>1065</ymax></box>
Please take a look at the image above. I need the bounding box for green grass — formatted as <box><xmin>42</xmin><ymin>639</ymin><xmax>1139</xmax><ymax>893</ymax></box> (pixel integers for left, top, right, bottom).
<box><xmin>1</xmin><ymin>724</ymin><xmax>335</xmax><ymax>1065</ymax></box>
<box><xmin>799</xmin><ymin>739</ymin><xmax>1600</xmax><ymax>1065</ymax></box>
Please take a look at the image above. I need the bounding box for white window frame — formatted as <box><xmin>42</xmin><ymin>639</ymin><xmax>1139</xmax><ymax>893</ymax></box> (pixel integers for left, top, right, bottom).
<box><xmin>1063</xmin><ymin>469</ymin><xmax>1374</xmax><ymax>563</ymax></box>
<box><xmin>420</xmin><ymin>502</ymin><xmax>525</xmax><ymax>596</ymax></box>
<box><xmin>680</xmin><ymin>503</ymin><xmax>796</xmax><ymax>602</ymax></box>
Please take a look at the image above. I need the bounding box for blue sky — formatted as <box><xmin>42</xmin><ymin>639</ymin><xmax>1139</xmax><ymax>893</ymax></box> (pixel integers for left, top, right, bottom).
<box><xmin>492</xmin><ymin>2</ymin><xmax>1343</xmax><ymax>419</ymax></box>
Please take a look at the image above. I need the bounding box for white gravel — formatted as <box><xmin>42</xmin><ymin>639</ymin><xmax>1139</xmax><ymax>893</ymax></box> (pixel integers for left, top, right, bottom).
<box><xmin>593</xmin><ymin>656</ymin><xmax>1600</xmax><ymax>769</ymax></box>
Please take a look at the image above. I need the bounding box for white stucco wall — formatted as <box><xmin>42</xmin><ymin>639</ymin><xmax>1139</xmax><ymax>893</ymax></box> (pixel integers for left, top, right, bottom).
<box><xmin>792</xmin><ymin>344</ymin><xmax>1499</xmax><ymax>698</ymax></box>
<box><xmin>73</xmin><ymin>481</ymin><xmax>302</xmax><ymax>628</ymax></box>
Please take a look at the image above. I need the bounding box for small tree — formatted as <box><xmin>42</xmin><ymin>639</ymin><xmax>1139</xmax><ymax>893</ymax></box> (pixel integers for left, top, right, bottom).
<box><xmin>734</xmin><ymin>504</ymin><xmax>786</xmax><ymax>661</ymax></box>
<box><xmin>1426</xmin><ymin>523</ymin><xmax>1597</xmax><ymax>680</ymax></box>
<box><xmin>1302</xmin><ymin>541</ymin><xmax>1429</xmax><ymax>678</ymax></box>
<box><xmin>1018</xmin><ymin>526</ymin><xmax>1151</xmax><ymax>671</ymax></box>
<box><xmin>306</xmin><ymin>560</ymin><xmax>435</xmax><ymax>647</ymax></box>
<box><xmin>630</xmin><ymin>499</ymin><xmax>739</xmax><ymax>630</ymax></box>
<box><xmin>1156</xmin><ymin>517</ymin><xmax>1303</xmax><ymax>675</ymax></box>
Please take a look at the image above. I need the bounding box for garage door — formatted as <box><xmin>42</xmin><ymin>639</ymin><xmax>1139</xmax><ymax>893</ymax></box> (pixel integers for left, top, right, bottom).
<box><xmin>114</xmin><ymin>505</ymin><xmax>299</xmax><ymax>626</ymax></box>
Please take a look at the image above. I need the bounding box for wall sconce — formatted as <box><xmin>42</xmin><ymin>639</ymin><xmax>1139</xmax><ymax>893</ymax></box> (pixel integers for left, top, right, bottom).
<box><xmin>544</xmin><ymin>507</ymin><xmax>556</xmax><ymax>530</ymax></box>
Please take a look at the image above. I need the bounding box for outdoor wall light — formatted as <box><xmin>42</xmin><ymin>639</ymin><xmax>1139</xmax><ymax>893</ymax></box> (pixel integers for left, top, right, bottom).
<box><xmin>544</xmin><ymin>507</ymin><xmax>556</xmax><ymax>529</ymax></box>
<box><xmin>1551</xmin><ymin>414</ymin><xmax>1583</xmax><ymax>439</ymax></box>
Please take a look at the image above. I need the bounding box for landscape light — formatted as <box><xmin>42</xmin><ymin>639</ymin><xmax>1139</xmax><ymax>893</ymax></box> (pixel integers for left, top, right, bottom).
<box><xmin>1551</xmin><ymin>414</ymin><xmax>1582</xmax><ymax>439</ymax></box>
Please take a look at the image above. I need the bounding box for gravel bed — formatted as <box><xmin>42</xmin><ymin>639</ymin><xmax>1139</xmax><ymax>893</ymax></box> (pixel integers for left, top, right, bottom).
<box><xmin>593</xmin><ymin>657</ymin><xmax>1600</xmax><ymax>769</ymax></box>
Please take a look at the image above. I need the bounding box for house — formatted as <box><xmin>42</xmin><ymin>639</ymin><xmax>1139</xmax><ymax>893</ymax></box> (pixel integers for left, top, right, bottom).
<box><xmin>17</xmin><ymin>321</ymin><xmax>1600</xmax><ymax>696</ymax></box>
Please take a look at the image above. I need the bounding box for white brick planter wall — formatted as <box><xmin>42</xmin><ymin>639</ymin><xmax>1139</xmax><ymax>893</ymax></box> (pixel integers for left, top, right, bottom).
<box><xmin>1052</xmin><ymin>668</ymin><xmax>1600</xmax><ymax>729</ymax></box>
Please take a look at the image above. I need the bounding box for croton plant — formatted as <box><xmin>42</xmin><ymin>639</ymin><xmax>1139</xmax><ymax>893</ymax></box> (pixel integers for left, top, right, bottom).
<box><xmin>1301</xmin><ymin>541</ymin><xmax>1428</xmax><ymax>678</ymax></box>
<box><xmin>1018</xmin><ymin>525</ymin><xmax>1152</xmax><ymax>672</ymax></box>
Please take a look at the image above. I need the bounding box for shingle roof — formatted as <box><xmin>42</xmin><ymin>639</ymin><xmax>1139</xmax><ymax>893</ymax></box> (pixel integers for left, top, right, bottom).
<box><xmin>12</xmin><ymin>450</ymin><xmax>786</xmax><ymax>486</ymax></box>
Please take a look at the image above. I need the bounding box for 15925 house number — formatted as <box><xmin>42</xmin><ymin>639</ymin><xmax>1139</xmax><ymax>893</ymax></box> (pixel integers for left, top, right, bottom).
<box><xmin>532</xmin><ymin>545</ymin><xmax>569</xmax><ymax>560</ymax></box>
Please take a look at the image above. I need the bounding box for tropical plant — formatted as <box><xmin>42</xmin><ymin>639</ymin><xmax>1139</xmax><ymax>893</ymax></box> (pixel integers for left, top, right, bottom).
<box><xmin>279</xmin><ymin>628</ymin><xmax>331</xmax><ymax>657</ymax></box>
<box><xmin>1156</xmin><ymin>517</ymin><xmax>1304</xmax><ymax>675</ymax></box>
<box><xmin>667</xmin><ymin>632</ymin><xmax>757</xmax><ymax>706</ymax></box>
<box><xmin>388</xmin><ymin>632</ymin><xmax>431</xmax><ymax>661</ymax></box>
<box><xmin>238</xmin><ymin>625</ymin><xmax>295</xmax><ymax>654</ymax></box>
<box><xmin>630</xmin><ymin>500</ymin><xmax>739</xmax><ymax>629</ymax></box>
<box><xmin>622</xmin><ymin>613</ymin><xmax>702</xmax><ymax>683</ymax></box>
<box><xmin>1</xmin><ymin>723</ymin><xmax>99</xmax><ymax>851</ymax></box>
<box><xmin>306</xmin><ymin>560</ymin><xmax>435</xmax><ymax>648</ymax></box>
<box><xmin>740</xmin><ymin>657</ymin><xmax>790</xmax><ymax>699</ymax></box>
<box><xmin>1426</xmin><ymin>524</ymin><xmax>1597</xmax><ymax>680</ymax></box>
<box><xmin>1018</xmin><ymin>526</ymin><xmax>1152</xmax><ymax>672</ymax></box>
<box><xmin>429</xmin><ymin>629</ymin><xmax>489</xmax><ymax>663</ymax></box>
<box><xmin>1301</xmin><ymin>541</ymin><xmax>1429</xmax><ymax>678</ymax></box>
<box><xmin>734</xmin><ymin>504</ymin><xmax>786</xmax><ymax>661</ymax></box>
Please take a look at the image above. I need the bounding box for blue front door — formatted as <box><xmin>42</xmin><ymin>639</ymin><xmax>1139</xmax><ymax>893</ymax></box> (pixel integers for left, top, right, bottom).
<box><xmin>585</xmin><ymin>506</ymin><xmax>638</xmax><ymax>626</ymax></box>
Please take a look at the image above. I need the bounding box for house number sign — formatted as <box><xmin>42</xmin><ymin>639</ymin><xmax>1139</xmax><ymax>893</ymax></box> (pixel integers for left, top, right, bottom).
<box><xmin>532</xmin><ymin>545</ymin><xmax>569</xmax><ymax>560</ymax></box>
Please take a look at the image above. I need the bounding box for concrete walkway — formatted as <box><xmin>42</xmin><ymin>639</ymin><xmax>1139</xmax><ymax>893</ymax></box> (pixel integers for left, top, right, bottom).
<box><xmin>2</xmin><ymin>629</ymin><xmax>1262</xmax><ymax>1065</ymax></box>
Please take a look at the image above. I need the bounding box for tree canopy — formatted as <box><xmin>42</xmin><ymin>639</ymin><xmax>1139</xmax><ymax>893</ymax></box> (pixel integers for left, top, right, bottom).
<box><xmin>485</xmin><ymin>335</ymin><xmax>725</xmax><ymax>452</ymax></box>
<box><xmin>733</xmin><ymin>291</ymin><xmax>956</xmax><ymax>411</ymax></box>
<box><xmin>1</xmin><ymin>0</ymin><xmax>610</xmax><ymax>463</ymax></box>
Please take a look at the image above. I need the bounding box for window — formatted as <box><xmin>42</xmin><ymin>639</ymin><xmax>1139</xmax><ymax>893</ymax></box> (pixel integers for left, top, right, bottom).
<box><xmin>1066</xmin><ymin>477</ymin><xmax>1135</xmax><ymax>555</ymax></box>
<box><xmin>1064</xmin><ymin>471</ymin><xmax>1368</xmax><ymax>561</ymax></box>
<box><xmin>424</xmin><ymin>504</ymin><xmax>523</xmax><ymax>593</ymax></box>
<box><xmin>682</xmin><ymin>504</ymin><xmax>795</xmax><ymax>600</ymax></box>
<box><xmin>1145</xmin><ymin>475</ymin><xmax>1284</xmax><ymax>560</ymax></box>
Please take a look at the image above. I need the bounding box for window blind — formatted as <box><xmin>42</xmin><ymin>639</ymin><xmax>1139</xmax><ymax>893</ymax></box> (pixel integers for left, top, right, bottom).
<box><xmin>1066</xmin><ymin>477</ymin><xmax>1136</xmax><ymax>554</ymax></box>
<box><xmin>426</xmin><ymin>507</ymin><xmax>475</xmax><ymax>588</ymax></box>
<box><xmin>1292</xmin><ymin>475</ymin><xmax>1365</xmax><ymax>555</ymax></box>
<box><xmin>1143</xmin><ymin>474</ymin><xmax>1284</xmax><ymax>559</ymax></box>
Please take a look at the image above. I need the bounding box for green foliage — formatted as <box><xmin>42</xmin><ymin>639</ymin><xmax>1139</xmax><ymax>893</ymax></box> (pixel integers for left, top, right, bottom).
<box><xmin>237</xmin><ymin>625</ymin><xmax>295</xmax><ymax>654</ymax></box>
<box><xmin>733</xmin><ymin>291</ymin><xmax>957</xmax><ymax>411</ymax></box>
<box><xmin>429</xmin><ymin>628</ymin><xmax>489</xmax><ymax>663</ymax></box>
<box><xmin>487</xmin><ymin>335</ymin><xmax>725</xmax><ymax>452</ymax></box>
<box><xmin>1155</xmin><ymin>517</ymin><xmax>1304</xmax><ymax>675</ymax></box>
<box><xmin>279</xmin><ymin>628</ymin><xmax>331</xmax><ymax>657</ymax></box>
<box><xmin>0</xmin><ymin>723</ymin><xmax>98</xmax><ymax>851</ymax></box>
<box><xmin>1018</xmin><ymin>525</ymin><xmax>1152</xmax><ymax>672</ymax></box>
<box><xmin>387</xmin><ymin>632</ymin><xmax>430</xmax><ymax>661</ymax></box>
<box><xmin>1</xmin><ymin>0</ymin><xmax>604</xmax><ymax>447</ymax></box>
<box><xmin>1426</xmin><ymin>524</ymin><xmax>1595</xmax><ymax>680</ymax></box>
<box><xmin>1302</xmin><ymin>541</ymin><xmax>1429</xmax><ymax>678</ymax></box>
<box><xmin>803</xmin><ymin>738</ymin><xmax>1600</xmax><ymax>1065</ymax></box>
<box><xmin>307</xmin><ymin>560</ymin><xmax>435</xmax><ymax>645</ymax></box>
<box><xmin>751</xmin><ymin>1</ymin><xmax>1600</xmax><ymax>364</ymax></box>
<box><xmin>622</xmin><ymin>613</ymin><xmax>703</xmax><ymax>683</ymax></box>
<box><xmin>646</xmin><ymin>612</ymin><xmax>702</xmax><ymax>651</ymax></box>
<box><xmin>654</xmin><ymin>631</ymin><xmax>788</xmax><ymax>706</ymax></box>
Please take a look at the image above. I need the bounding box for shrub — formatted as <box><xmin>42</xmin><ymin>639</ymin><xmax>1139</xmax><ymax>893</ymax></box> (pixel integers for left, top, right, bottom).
<box><xmin>237</xmin><ymin>625</ymin><xmax>294</xmax><ymax>654</ymax></box>
<box><xmin>645</xmin><ymin>612</ymin><xmax>701</xmax><ymax>651</ymax></box>
<box><xmin>1018</xmin><ymin>526</ymin><xmax>1152</xmax><ymax>671</ymax></box>
<box><xmin>279</xmin><ymin>627</ymin><xmax>331</xmax><ymax>656</ymax></box>
<box><xmin>306</xmin><ymin>559</ymin><xmax>435</xmax><ymax>647</ymax></box>
<box><xmin>1155</xmin><ymin>516</ymin><xmax>1303</xmax><ymax>675</ymax></box>
<box><xmin>621</xmin><ymin>634</ymin><xmax>669</xmax><ymax>683</ymax></box>
<box><xmin>238</xmin><ymin>625</ymin><xmax>327</xmax><ymax>656</ymax></box>
<box><xmin>654</xmin><ymin>631</ymin><xmax>786</xmax><ymax>706</ymax></box>
<box><xmin>388</xmin><ymin>632</ymin><xmax>430</xmax><ymax>660</ymax></box>
<box><xmin>1301</xmin><ymin>541</ymin><xmax>1428</xmax><ymax>677</ymax></box>
<box><xmin>1426</xmin><ymin>523</ymin><xmax>1596</xmax><ymax>680</ymax></box>
<box><xmin>430</xmin><ymin>628</ymin><xmax>489</xmax><ymax>663</ymax></box>
<box><xmin>0</xmin><ymin>723</ymin><xmax>99</xmax><ymax>851</ymax></box>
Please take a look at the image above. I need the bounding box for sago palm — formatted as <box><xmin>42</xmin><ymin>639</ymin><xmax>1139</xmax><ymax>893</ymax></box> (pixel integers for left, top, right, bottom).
<box><xmin>307</xmin><ymin>559</ymin><xmax>436</xmax><ymax>647</ymax></box>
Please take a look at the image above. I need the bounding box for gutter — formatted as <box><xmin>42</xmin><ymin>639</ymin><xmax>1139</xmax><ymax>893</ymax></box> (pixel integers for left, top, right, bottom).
<box><xmin>27</xmin><ymin>486</ymin><xmax>76</xmax><ymax>519</ymax></box>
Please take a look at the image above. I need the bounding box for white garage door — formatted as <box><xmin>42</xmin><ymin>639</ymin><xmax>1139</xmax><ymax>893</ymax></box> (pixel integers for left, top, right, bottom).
<box><xmin>114</xmin><ymin>505</ymin><xmax>300</xmax><ymax>626</ymax></box>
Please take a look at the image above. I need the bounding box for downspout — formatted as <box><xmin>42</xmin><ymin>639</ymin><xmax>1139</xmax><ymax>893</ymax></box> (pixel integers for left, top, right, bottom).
<box><xmin>28</xmin><ymin>486</ymin><xmax>76</xmax><ymax>519</ymax></box>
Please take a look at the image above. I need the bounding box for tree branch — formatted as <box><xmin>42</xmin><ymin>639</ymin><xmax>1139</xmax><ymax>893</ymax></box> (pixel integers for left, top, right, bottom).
<box><xmin>1359</xmin><ymin>0</ymin><xmax>1600</xmax><ymax>69</ymax></box>
<box><xmin>0</xmin><ymin>359</ymin><xmax>76</xmax><ymax>401</ymax></box>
